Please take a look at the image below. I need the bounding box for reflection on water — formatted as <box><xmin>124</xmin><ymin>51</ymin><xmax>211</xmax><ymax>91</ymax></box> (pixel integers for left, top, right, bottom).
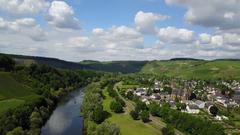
<box><xmin>41</xmin><ymin>89</ymin><xmax>84</xmax><ymax>135</ymax></box>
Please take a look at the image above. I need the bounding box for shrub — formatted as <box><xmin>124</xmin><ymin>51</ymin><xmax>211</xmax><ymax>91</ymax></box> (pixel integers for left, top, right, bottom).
<box><xmin>130</xmin><ymin>110</ymin><xmax>139</xmax><ymax>120</ymax></box>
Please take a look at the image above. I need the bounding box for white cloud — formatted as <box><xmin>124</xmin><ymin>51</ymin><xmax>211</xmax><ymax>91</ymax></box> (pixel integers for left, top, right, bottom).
<box><xmin>223</xmin><ymin>33</ymin><xmax>240</xmax><ymax>45</ymax></box>
<box><xmin>0</xmin><ymin>17</ymin><xmax>46</xmax><ymax>41</ymax></box>
<box><xmin>211</xmin><ymin>35</ymin><xmax>223</xmax><ymax>46</ymax></box>
<box><xmin>165</xmin><ymin>0</ymin><xmax>240</xmax><ymax>30</ymax></box>
<box><xmin>46</xmin><ymin>1</ymin><xmax>80</xmax><ymax>30</ymax></box>
<box><xmin>158</xmin><ymin>26</ymin><xmax>194</xmax><ymax>43</ymax></box>
<box><xmin>135</xmin><ymin>11</ymin><xmax>169</xmax><ymax>34</ymax></box>
<box><xmin>198</xmin><ymin>33</ymin><xmax>211</xmax><ymax>44</ymax></box>
<box><xmin>0</xmin><ymin>0</ymin><xmax>49</xmax><ymax>16</ymax></box>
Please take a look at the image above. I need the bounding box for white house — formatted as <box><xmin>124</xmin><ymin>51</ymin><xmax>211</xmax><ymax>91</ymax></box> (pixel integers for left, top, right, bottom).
<box><xmin>215</xmin><ymin>96</ymin><xmax>228</xmax><ymax>107</ymax></box>
<box><xmin>195</xmin><ymin>100</ymin><xmax>205</xmax><ymax>109</ymax></box>
<box><xmin>186</xmin><ymin>104</ymin><xmax>200</xmax><ymax>114</ymax></box>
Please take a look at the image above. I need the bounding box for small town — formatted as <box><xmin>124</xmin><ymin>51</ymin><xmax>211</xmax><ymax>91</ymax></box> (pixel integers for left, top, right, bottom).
<box><xmin>126</xmin><ymin>79</ymin><xmax>240</xmax><ymax>121</ymax></box>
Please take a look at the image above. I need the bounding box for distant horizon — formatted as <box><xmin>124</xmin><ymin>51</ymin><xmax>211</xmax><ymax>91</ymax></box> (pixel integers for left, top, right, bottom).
<box><xmin>2</xmin><ymin>52</ymin><xmax>240</xmax><ymax>63</ymax></box>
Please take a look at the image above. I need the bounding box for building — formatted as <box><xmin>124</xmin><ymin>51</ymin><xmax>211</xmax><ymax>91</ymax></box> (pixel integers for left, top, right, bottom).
<box><xmin>195</xmin><ymin>100</ymin><xmax>205</xmax><ymax>109</ymax></box>
<box><xmin>186</xmin><ymin>104</ymin><xmax>200</xmax><ymax>114</ymax></box>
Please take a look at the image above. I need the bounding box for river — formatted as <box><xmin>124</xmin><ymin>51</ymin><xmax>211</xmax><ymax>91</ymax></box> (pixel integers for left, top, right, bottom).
<box><xmin>41</xmin><ymin>88</ymin><xmax>84</xmax><ymax>135</ymax></box>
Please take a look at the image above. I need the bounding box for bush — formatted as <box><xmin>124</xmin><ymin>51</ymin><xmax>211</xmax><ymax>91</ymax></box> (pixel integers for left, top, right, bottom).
<box><xmin>140</xmin><ymin>110</ymin><xmax>149</xmax><ymax>123</ymax></box>
<box><xmin>162</xmin><ymin>124</ymin><xmax>175</xmax><ymax>135</ymax></box>
<box><xmin>130</xmin><ymin>110</ymin><xmax>139</xmax><ymax>120</ymax></box>
<box><xmin>96</xmin><ymin>122</ymin><xmax>121</xmax><ymax>135</ymax></box>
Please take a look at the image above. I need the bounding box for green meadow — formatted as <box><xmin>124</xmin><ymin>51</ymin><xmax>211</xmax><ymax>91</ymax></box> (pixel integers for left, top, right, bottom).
<box><xmin>102</xmin><ymin>89</ymin><xmax>162</xmax><ymax>135</ymax></box>
<box><xmin>0</xmin><ymin>72</ymin><xmax>35</xmax><ymax>114</ymax></box>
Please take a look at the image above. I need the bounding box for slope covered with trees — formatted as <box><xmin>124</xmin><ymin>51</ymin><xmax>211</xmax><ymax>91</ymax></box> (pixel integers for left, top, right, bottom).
<box><xmin>0</xmin><ymin>54</ymin><xmax>103</xmax><ymax>135</ymax></box>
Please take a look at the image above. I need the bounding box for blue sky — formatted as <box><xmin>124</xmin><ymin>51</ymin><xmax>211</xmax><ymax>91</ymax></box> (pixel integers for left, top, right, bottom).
<box><xmin>0</xmin><ymin>0</ymin><xmax>239</xmax><ymax>61</ymax></box>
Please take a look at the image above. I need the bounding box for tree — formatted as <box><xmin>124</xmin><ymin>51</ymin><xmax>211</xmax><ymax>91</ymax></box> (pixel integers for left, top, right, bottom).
<box><xmin>163</xmin><ymin>86</ymin><xmax>172</xmax><ymax>94</ymax></box>
<box><xmin>135</xmin><ymin>101</ymin><xmax>147</xmax><ymax>113</ymax></box>
<box><xmin>115</xmin><ymin>97</ymin><xmax>125</xmax><ymax>107</ymax></box>
<box><xmin>140</xmin><ymin>110</ymin><xmax>150</xmax><ymax>123</ymax></box>
<box><xmin>6</xmin><ymin>127</ymin><xmax>25</xmax><ymax>135</ymax></box>
<box><xmin>176</xmin><ymin>103</ymin><xmax>186</xmax><ymax>111</ymax></box>
<box><xmin>189</xmin><ymin>93</ymin><xmax>197</xmax><ymax>100</ymax></box>
<box><xmin>96</xmin><ymin>122</ymin><xmax>121</xmax><ymax>135</ymax></box>
<box><xmin>130</xmin><ymin>110</ymin><xmax>139</xmax><ymax>120</ymax></box>
<box><xmin>162</xmin><ymin>124</ymin><xmax>175</xmax><ymax>135</ymax></box>
<box><xmin>30</xmin><ymin>111</ymin><xmax>43</xmax><ymax>128</ymax></box>
<box><xmin>110</xmin><ymin>100</ymin><xmax>124</xmax><ymax>113</ymax></box>
<box><xmin>126</xmin><ymin>91</ymin><xmax>134</xmax><ymax>100</ymax></box>
<box><xmin>209</xmin><ymin>106</ymin><xmax>218</xmax><ymax>116</ymax></box>
<box><xmin>149</xmin><ymin>102</ymin><xmax>159</xmax><ymax>116</ymax></box>
<box><xmin>26</xmin><ymin>128</ymin><xmax>40</xmax><ymax>135</ymax></box>
<box><xmin>92</xmin><ymin>105</ymin><xmax>106</xmax><ymax>124</ymax></box>
<box><xmin>0</xmin><ymin>54</ymin><xmax>15</xmax><ymax>71</ymax></box>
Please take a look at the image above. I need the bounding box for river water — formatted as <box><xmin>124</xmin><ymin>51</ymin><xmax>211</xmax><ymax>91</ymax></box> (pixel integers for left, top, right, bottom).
<box><xmin>41</xmin><ymin>88</ymin><xmax>84</xmax><ymax>135</ymax></box>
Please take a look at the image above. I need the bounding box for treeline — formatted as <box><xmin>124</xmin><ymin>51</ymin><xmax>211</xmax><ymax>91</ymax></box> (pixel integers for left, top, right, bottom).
<box><xmin>0</xmin><ymin>96</ymin><xmax>52</xmax><ymax>135</ymax></box>
<box><xmin>0</xmin><ymin>54</ymin><xmax>15</xmax><ymax>71</ymax></box>
<box><xmin>81</xmin><ymin>79</ymin><xmax>121</xmax><ymax>135</ymax></box>
<box><xmin>148</xmin><ymin>102</ymin><xmax>225</xmax><ymax>135</ymax></box>
<box><xmin>0</xmin><ymin>54</ymin><xmax>103</xmax><ymax>135</ymax></box>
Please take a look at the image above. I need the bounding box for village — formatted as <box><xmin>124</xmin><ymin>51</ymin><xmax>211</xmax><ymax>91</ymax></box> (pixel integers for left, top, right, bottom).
<box><xmin>126</xmin><ymin>79</ymin><xmax>240</xmax><ymax>121</ymax></box>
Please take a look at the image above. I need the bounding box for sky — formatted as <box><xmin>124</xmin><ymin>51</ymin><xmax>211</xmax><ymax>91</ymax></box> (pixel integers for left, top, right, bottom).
<box><xmin>0</xmin><ymin>0</ymin><xmax>240</xmax><ymax>61</ymax></box>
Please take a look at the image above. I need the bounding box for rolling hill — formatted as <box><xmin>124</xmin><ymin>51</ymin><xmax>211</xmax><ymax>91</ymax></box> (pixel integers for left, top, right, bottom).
<box><xmin>0</xmin><ymin>72</ymin><xmax>36</xmax><ymax>114</ymax></box>
<box><xmin>140</xmin><ymin>60</ymin><xmax>240</xmax><ymax>80</ymax></box>
<box><xmin>1</xmin><ymin>53</ymin><xmax>148</xmax><ymax>73</ymax></box>
<box><xmin>2</xmin><ymin>53</ymin><xmax>240</xmax><ymax>79</ymax></box>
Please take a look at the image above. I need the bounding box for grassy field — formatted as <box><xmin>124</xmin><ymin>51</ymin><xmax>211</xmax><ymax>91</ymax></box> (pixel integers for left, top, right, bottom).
<box><xmin>0</xmin><ymin>72</ymin><xmax>35</xmax><ymax>114</ymax></box>
<box><xmin>102</xmin><ymin>89</ymin><xmax>162</xmax><ymax>135</ymax></box>
<box><xmin>141</xmin><ymin>60</ymin><xmax>240</xmax><ymax>80</ymax></box>
<box><xmin>0</xmin><ymin>99</ymin><xmax>25</xmax><ymax>114</ymax></box>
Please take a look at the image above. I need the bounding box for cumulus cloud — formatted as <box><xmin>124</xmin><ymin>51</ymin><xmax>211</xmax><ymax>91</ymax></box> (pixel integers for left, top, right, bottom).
<box><xmin>135</xmin><ymin>11</ymin><xmax>169</xmax><ymax>34</ymax></box>
<box><xmin>46</xmin><ymin>1</ymin><xmax>80</xmax><ymax>30</ymax></box>
<box><xmin>0</xmin><ymin>17</ymin><xmax>46</xmax><ymax>41</ymax></box>
<box><xmin>157</xmin><ymin>26</ymin><xmax>194</xmax><ymax>43</ymax></box>
<box><xmin>0</xmin><ymin>0</ymin><xmax>49</xmax><ymax>16</ymax></box>
<box><xmin>165</xmin><ymin>0</ymin><xmax>240</xmax><ymax>30</ymax></box>
<box><xmin>198</xmin><ymin>33</ymin><xmax>211</xmax><ymax>44</ymax></box>
<box><xmin>69</xmin><ymin>26</ymin><xmax>144</xmax><ymax>52</ymax></box>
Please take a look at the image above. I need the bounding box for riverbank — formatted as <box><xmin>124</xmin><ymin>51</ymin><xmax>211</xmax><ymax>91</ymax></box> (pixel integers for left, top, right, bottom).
<box><xmin>41</xmin><ymin>88</ymin><xmax>84</xmax><ymax>135</ymax></box>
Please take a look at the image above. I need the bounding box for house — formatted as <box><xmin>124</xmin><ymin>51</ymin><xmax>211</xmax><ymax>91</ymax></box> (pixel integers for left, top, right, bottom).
<box><xmin>215</xmin><ymin>96</ymin><xmax>229</xmax><ymax>107</ymax></box>
<box><xmin>186</xmin><ymin>104</ymin><xmax>200</xmax><ymax>114</ymax></box>
<box><xmin>141</xmin><ymin>96</ymin><xmax>150</xmax><ymax>105</ymax></box>
<box><xmin>150</xmin><ymin>93</ymin><xmax>161</xmax><ymax>100</ymax></box>
<box><xmin>168</xmin><ymin>100</ymin><xmax>176</xmax><ymax>109</ymax></box>
<box><xmin>195</xmin><ymin>100</ymin><xmax>205</xmax><ymax>109</ymax></box>
<box><xmin>135</xmin><ymin>88</ymin><xmax>146</xmax><ymax>96</ymax></box>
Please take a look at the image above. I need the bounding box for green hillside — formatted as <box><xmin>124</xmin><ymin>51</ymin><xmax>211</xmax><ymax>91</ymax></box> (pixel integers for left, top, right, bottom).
<box><xmin>140</xmin><ymin>60</ymin><xmax>240</xmax><ymax>80</ymax></box>
<box><xmin>1</xmin><ymin>53</ymin><xmax>148</xmax><ymax>73</ymax></box>
<box><xmin>0</xmin><ymin>72</ymin><xmax>35</xmax><ymax>113</ymax></box>
<box><xmin>80</xmin><ymin>60</ymin><xmax>148</xmax><ymax>73</ymax></box>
